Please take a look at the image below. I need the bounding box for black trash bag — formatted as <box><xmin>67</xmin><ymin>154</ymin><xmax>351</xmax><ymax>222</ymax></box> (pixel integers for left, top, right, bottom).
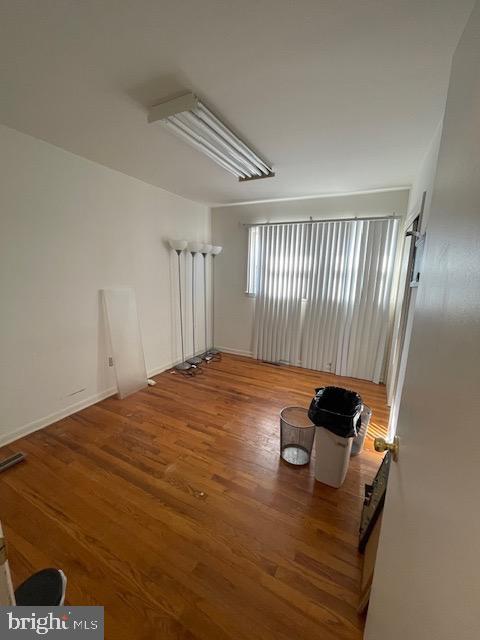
<box><xmin>308</xmin><ymin>386</ymin><xmax>362</xmax><ymax>438</ymax></box>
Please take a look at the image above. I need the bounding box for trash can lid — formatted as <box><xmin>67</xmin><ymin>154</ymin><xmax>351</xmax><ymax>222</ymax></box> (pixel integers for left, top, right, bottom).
<box><xmin>280</xmin><ymin>406</ymin><xmax>315</xmax><ymax>428</ymax></box>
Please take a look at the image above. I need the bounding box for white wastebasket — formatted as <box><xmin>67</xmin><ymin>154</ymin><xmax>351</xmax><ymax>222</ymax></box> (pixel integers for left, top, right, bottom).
<box><xmin>314</xmin><ymin>427</ymin><xmax>353</xmax><ymax>488</ymax></box>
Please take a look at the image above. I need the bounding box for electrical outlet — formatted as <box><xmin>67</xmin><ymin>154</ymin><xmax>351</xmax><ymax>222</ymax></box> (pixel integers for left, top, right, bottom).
<box><xmin>108</xmin><ymin>357</ymin><xmax>114</xmax><ymax>367</ymax></box>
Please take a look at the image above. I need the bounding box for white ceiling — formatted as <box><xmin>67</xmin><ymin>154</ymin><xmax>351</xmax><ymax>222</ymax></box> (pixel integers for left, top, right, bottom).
<box><xmin>0</xmin><ymin>0</ymin><xmax>473</xmax><ymax>205</ymax></box>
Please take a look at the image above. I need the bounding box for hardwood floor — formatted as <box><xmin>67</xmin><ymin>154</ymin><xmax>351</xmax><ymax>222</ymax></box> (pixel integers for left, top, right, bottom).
<box><xmin>0</xmin><ymin>354</ymin><xmax>388</xmax><ymax>639</ymax></box>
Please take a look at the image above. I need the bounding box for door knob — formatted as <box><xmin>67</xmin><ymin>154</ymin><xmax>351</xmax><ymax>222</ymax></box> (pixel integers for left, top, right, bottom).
<box><xmin>374</xmin><ymin>435</ymin><xmax>399</xmax><ymax>462</ymax></box>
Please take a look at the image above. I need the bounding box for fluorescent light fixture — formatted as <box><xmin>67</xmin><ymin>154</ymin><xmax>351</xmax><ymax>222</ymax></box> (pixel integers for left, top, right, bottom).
<box><xmin>148</xmin><ymin>93</ymin><xmax>274</xmax><ymax>182</ymax></box>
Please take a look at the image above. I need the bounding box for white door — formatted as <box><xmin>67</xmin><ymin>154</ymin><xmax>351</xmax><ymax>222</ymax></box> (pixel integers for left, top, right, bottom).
<box><xmin>365</xmin><ymin>4</ymin><xmax>480</xmax><ymax>640</ymax></box>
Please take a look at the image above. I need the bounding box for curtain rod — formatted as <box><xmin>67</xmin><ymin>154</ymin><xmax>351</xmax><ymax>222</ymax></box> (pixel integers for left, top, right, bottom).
<box><xmin>242</xmin><ymin>215</ymin><xmax>400</xmax><ymax>228</ymax></box>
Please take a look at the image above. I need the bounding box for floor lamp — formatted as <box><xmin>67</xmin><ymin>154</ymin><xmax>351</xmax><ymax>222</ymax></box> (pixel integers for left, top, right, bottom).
<box><xmin>169</xmin><ymin>239</ymin><xmax>193</xmax><ymax>373</ymax></box>
<box><xmin>200</xmin><ymin>244</ymin><xmax>214</xmax><ymax>361</ymax></box>
<box><xmin>208</xmin><ymin>245</ymin><xmax>223</xmax><ymax>357</ymax></box>
<box><xmin>187</xmin><ymin>242</ymin><xmax>204</xmax><ymax>366</ymax></box>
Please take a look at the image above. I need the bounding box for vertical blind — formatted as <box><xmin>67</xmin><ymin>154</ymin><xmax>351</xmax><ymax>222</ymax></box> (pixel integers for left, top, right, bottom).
<box><xmin>250</xmin><ymin>218</ymin><xmax>398</xmax><ymax>383</ymax></box>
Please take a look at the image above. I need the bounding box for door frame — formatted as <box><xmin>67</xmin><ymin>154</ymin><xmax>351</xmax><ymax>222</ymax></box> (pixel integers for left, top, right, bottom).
<box><xmin>387</xmin><ymin>192</ymin><xmax>426</xmax><ymax>435</ymax></box>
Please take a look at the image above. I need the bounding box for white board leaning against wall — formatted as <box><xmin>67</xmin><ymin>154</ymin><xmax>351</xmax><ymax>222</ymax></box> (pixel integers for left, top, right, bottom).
<box><xmin>102</xmin><ymin>287</ymin><xmax>148</xmax><ymax>399</ymax></box>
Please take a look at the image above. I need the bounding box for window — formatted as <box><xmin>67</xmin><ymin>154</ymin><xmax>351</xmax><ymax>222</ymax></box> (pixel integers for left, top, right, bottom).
<box><xmin>245</xmin><ymin>226</ymin><xmax>260</xmax><ymax>296</ymax></box>
<box><xmin>248</xmin><ymin>218</ymin><xmax>399</xmax><ymax>382</ymax></box>
<box><xmin>246</xmin><ymin>224</ymin><xmax>311</xmax><ymax>298</ymax></box>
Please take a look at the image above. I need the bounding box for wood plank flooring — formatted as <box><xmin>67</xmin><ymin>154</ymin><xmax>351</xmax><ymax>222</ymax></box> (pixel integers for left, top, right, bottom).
<box><xmin>0</xmin><ymin>354</ymin><xmax>388</xmax><ymax>639</ymax></box>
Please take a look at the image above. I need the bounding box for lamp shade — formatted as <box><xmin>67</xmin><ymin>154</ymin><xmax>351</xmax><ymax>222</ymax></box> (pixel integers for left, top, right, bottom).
<box><xmin>211</xmin><ymin>246</ymin><xmax>223</xmax><ymax>256</ymax></box>
<box><xmin>202</xmin><ymin>244</ymin><xmax>213</xmax><ymax>254</ymax></box>
<box><xmin>187</xmin><ymin>241</ymin><xmax>205</xmax><ymax>253</ymax></box>
<box><xmin>169</xmin><ymin>239</ymin><xmax>188</xmax><ymax>251</ymax></box>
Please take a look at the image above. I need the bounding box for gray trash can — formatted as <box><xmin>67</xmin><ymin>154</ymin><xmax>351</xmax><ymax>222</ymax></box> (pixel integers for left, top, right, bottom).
<box><xmin>280</xmin><ymin>407</ymin><xmax>315</xmax><ymax>465</ymax></box>
<box><xmin>351</xmin><ymin>405</ymin><xmax>372</xmax><ymax>456</ymax></box>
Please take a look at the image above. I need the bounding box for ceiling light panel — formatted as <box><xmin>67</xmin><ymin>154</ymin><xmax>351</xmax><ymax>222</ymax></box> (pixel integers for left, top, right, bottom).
<box><xmin>148</xmin><ymin>93</ymin><xmax>274</xmax><ymax>182</ymax></box>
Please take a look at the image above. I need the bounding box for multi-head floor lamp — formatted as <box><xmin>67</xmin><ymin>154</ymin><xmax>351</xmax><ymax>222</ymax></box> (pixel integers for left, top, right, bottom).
<box><xmin>169</xmin><ymin>239</ymin><xmax>222</xmax><ymax>374</ymax></box>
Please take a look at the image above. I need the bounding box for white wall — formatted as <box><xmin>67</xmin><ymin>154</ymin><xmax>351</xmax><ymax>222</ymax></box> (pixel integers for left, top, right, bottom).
<box><xmin>211</xmin><ymin>190</ymin><xmax>409</xmax><ymax>359</ymax></box>
<box><xmin>0</xmin><ymin>124</ymin><xmax>210</xmax><ymax>446</ymax></box>
<box><xmin>406</xmin><ymin>119</ymin><xmax>443</xmax><ymax>232</ymax></box>
<box><xmin>366</xmin><ymin>2</ymin><xmax>480</xmax><ymax>637</ymax></box>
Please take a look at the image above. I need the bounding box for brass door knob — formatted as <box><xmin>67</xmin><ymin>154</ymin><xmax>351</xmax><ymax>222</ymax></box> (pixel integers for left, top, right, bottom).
<box><xmin>374</xmin><ymin>435</ymin><xmax>399</xmax><ymax>462</ymax></box>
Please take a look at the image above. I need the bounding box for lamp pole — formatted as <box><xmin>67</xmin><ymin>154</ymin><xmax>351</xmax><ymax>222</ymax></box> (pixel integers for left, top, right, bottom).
<box><xmin>201</xmin><ymin>245</ymin><xmax>213</xmax><ymax>361</ymax></box>
<box><xmin>187</xmin><ymin>242</ymin><xmax>204</xmax><ymax>366</ymax></box>
<box><xmin>168</xmin><ymin>240</ymin><xmax>192</xmax><ymax>373</ymax></box>
<box><xmin>208</xmin><ymin>246</ymin><xmax>223</xmax><ymax>357</ymax></box>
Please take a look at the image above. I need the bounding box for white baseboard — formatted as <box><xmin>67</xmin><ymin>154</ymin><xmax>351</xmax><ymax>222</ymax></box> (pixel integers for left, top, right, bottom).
<box><xmin>0</xmin><ymin>360</ymin><xmax>176</xmax><ymax>450</ymax></box>
<box><xmin>216</xmin><ymin>346</ymin><xmax>254</xmax><ymax>358</ymax></box>
<box><xmin>147</xmin><ymin>360</ymin><xmax>175</xmax><ymax>377</ymax></box>
<box><xmin>0</xmin><ymin>386</ymin><xmax>117</xmax><ymax>449</ymax></box>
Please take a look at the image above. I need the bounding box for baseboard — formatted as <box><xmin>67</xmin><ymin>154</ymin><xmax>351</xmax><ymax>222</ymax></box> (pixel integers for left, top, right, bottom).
<box><xmin>0</xmin><ymin>386</ymin><xmax>117</xmax><ymax>449</ymax></box>
<box><xmin>147</xmin><ymin>360</ymin><xmax>176</xmax><ymax>377</ymax></box>
<box><xmin>216</xmin><ymin>346</ymin><xmax>254</xmax><ymax>359</ymax></box>
<box><xmin>0</xmin><ymin>360</ymin><xmax>178</xmax><ymax>450</ymax></box>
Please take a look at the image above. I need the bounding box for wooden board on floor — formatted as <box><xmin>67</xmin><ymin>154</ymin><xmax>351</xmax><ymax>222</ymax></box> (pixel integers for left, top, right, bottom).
<box><xmin>0</xmin><ymin>354</ymin><xmax>388</xmax><ymax>640</ymax></box>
